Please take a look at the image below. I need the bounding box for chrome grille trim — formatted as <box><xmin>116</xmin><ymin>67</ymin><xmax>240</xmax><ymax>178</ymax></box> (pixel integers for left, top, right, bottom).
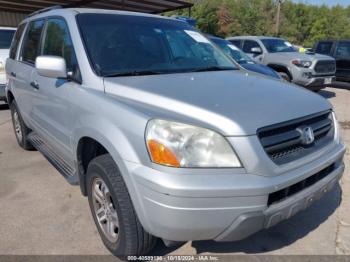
<box><xmin>258</xmin><ymin>110</ymin><xmax>334</xmax><ymax>165</ymax></box>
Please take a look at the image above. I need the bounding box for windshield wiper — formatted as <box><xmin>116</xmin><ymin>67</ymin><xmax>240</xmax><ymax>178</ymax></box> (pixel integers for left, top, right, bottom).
<box><xmin>104</xmin><ymin>70</ymin><xmax>164</xmax><ymax>77</ymax></box>
<box><xmin>190</xmin><ymin>66</ymin><xmax>237</xmax><ymax>72</ymax></box>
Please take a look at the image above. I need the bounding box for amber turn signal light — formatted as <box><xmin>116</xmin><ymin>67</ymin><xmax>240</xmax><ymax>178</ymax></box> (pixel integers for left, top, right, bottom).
<box><xmin>147</xmin><ymin>139</ymin><xmax>180</xmax><ymax>167</ymax></box>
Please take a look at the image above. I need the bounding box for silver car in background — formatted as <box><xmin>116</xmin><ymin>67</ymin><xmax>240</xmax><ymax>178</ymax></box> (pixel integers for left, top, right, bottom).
<box><xmin>0</xmin><ymin>27</ymin><xmax>16</xmax><ymax>101</ymax></box>
<box><xmin>5</xmin><ymin>7</ymin><xmax>345</xmax><ymax>257</ymax></box>
<box><xmin>227</xmin><ymin>36</ymin><xmax>336</xmax><ymax>91</ymax></box>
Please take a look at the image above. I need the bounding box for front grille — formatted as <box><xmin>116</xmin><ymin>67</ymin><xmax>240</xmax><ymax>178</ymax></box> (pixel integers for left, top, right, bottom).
<box><xmin>258</xmin><ymin>111</ymin><xmax>334</xmax><ymax>165</ymax></box>
<box><xmin>268</xmin><ymin>163</ymin><xmax>335</xmax><ymax>206</ymax></box>
<box><xmin>314</xmin><ymin>60</ymin><xmax>336</xmax><ymax>74</ymax></box>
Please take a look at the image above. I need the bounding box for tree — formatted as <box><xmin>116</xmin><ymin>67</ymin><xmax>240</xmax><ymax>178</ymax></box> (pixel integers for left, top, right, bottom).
<box><xmin>166</xmin><ymin>0</ymin><xmax>350</xmax><ymax>47</ymax></box>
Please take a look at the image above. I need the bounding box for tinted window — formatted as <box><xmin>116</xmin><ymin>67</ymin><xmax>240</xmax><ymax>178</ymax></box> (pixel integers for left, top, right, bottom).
<box><xmin>229</xmin><ymin>40</ymin><xmax>242</xmax><ymax>49</ymax></box>
<box><xmin>21</xmin><ymin>20</ymin><xmax>45</xmax><ymax>64</ymax></box>
<box><xmin>260</xmin><ymin>38</ymin><xmax>296</xmax><ymax>53</ymax></box>
<box><xmin>0</xmin><ymin>29</ymin><xmax>15</xmax><ymax>49</ymax></box>
<box><xmin>243</xmin><ymin>40</ymin><xmax>261</xmax><ymax>53</ymax></box>
<box><xmin>211</xmin><ymin>38</ymin><xmax>254</xmax><ymax>64</ymax></box>
<box><xmin>77</xmin><ymin>14</ymin><xmax>237</xmax><ymax>77</ymax></box>
<box><xmin>9</xmin><ymin>24</ymin><xmax>26</xmax><ymax>59</ymax></box>
<box><xmin>43</xmin><ymin>18</ymin><xmax>78</xmax><ymax>73</ymax></box>
<box><xmin>315</xmin><ymin>41</ymin><xmax>333</xmax><ymax>55</ymax></box>
<box><xmin>335</xmin><ymin>42</ymin><xmax>350</xmax><ymax>57</ymax></box>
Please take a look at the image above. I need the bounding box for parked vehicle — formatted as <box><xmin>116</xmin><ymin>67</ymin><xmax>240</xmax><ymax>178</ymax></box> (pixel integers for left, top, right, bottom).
<box><xmin>227</xmin><ymin>36</ymin><xmax>336</xmax><ymax>91</ymax></box>
<box><xmin>0</xmin><ymin>27</ymin><xmax>16</xmax><ymax>102</ymax></box>
<box><xmin>314</xmin><ymin>40</ymin><xmax>350</xmax><ymax>82</ymax></box>
<box><xmin>208</xmin><ymin>35</ymin><xmax>281</xmax><ymax>79</ymax></box>
<box><xmin>6</xmin><ymin>7</ymin><xmax>345</xmax><ymax>257</ymax></box>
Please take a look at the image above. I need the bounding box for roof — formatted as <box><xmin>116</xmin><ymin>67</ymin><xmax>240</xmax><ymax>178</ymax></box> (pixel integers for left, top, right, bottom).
<box><xmin>227</xmin><ymin>36</ymin><xmax>282</xmax><ymax>40</ymax></box>
<box><xmin>0</xmin><ymin>0</ymin><xmax>193</xmax><ymax>14</ymax></box>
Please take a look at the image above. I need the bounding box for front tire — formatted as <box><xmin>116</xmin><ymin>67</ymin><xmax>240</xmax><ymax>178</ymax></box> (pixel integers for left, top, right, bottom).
<box><xmin>278</xmin><ymin>72</ymin><xmax>291</xmax><ymax>82</ymax></box>
<box><xmin>10</xmin><ymin>101</ymin><xmax>34</xmax><ymax>150</ymax></box>
<box><xmin>86</xmin><ymin>154</ymin><xmax>156</xmax><ymax>257</ymax></box>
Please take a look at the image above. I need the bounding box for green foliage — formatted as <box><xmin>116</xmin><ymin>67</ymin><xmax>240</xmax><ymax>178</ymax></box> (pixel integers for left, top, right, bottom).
<box><xmin>166</xmin><ymin>0</ymin><xmax>350</xmax><ymax>47</ymax></box>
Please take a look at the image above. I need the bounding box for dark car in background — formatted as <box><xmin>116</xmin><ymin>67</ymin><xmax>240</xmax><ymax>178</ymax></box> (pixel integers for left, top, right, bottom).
<box><xmin>208</xmin><ymin>35</ymin><xmax>280</xmax><ymax>79</ymax></box>
<box><xmin>314</xmin><ymin>40</ymin><xmax>350</xmax><ymax>82</ymax></box>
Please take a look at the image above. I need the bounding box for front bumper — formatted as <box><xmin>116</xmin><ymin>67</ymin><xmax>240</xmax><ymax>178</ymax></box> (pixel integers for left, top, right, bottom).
<box><xmin>124</xmin><ymin>142</ymin><xmax>345</xmax><ymax>242</ymax></box>
<box><xmin>216</xmin><ymin>162</ymin><xmax>343</xmax><ymax>241</ymax></box>
<box><xmin>290</xmin><ymin>65</ymin><xmax>335</xmax><ymax>90</ymax></box>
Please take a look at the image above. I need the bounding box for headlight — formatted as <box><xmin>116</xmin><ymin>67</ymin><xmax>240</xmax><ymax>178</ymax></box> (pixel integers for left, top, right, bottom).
<box><xmin>291</xmin><ymin>59</ymin><xmax>312</xmax><ymax>68</ymax></box>
<box><xmin>145</xmin><ymin>119</ymin><xmax>241</xmax><ymax>168</ymax></box>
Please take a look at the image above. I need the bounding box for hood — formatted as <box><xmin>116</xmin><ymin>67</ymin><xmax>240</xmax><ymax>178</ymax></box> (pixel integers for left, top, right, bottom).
<box><xmin>104</xmin><ymin>70</ymin><xmax>332</xmax><ymax>136</ymax></box>
<box><xmin>241</xmin><ymin>63</ymin><xmax>280</xmax><ymax>79</ymax></box>
<box><xmin>267</xmin><ymin>52</ymin><xmax>334</xmax><ymax>62</ymax></box>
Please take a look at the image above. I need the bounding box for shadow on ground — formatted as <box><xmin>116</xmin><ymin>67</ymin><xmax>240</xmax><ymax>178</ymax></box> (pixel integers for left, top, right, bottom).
<box><xmin>330</xmin><ymin>81</ymin><xmax>350</xmax><ymax>90</ymax></box>
<box><xmin>151</xmin><ymin>183</ymin><xmax>341</xmax><ymax>255</ymax></box>
<box><xmin>318</xmin><ymin>89</ymin><xmax>336</xmax><ymax>99</ymax></box>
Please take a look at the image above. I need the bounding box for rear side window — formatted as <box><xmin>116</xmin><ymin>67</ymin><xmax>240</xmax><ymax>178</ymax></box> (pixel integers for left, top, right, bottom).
<box><xmin>229</xmin><ymin>40</ymin><xmax>242</xmax><ymax>49</ymax></box>
<box><xmin>21</xmin><ymin>19</ymin><xmax>45</xmax><ymax>64</ymax></box>
<box><xmin>9</xmin><ymin>24</ymin><xmax>26</xmax><ymax>59</ymax></box>
<box><xmin>315</xmin><ymin>41</ymin><xmax>333</xmax><ymax>55</ymax></box>
<box><xmin>335</xmin><ymin>42</ymin><xmax>350</xmax><ymax>57</ymax></box>
<box><xmin>243</xmin><ymin>40</ymin><xmax>260</xmax><ymax>53</ymax></box>
<box><xmin>42</xmin><ymin>18</ymin><xmax>79</xmax><ymax>73</ymax></box>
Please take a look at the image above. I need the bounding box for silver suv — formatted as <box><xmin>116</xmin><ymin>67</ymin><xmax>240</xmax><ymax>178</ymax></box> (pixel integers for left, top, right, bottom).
<box><xmin>6</xmin><ymin>7</ymin><xmax>345</xmax><ymax>257</ymax></box>
<box><xmin>227</xmin><ymin>36</ymin><xmax>336</xmax><ymax>91</ymax></box>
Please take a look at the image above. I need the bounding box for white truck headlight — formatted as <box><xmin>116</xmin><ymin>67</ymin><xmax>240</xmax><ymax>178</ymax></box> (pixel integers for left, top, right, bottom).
<box><xmin>145</xmin><ymin>119</ymin><xmax>241</xmax><ymax>168</ymax></box>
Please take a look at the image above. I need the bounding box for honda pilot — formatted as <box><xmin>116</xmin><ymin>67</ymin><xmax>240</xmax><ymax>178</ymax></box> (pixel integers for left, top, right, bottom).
<box><xmin>6</xmin><ymin>7</ymin><xmax>345</xmax><ymax>257</ymax></box>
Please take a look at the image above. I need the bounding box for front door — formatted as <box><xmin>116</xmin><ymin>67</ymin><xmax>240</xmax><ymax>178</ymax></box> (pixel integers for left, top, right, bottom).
<box><xmin>31</xmin><ymin>17</ymin><xmax>82</xmax><ymax>166</ymax></box>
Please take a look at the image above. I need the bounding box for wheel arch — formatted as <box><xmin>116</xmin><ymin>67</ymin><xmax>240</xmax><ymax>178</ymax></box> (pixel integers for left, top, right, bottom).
<box><xmin>6</xmin><ymin>90</ymin><xmax>15</xmax><ymax>105</ymax></box>
<box><xmin>267</xmin><ymin>64</ymin><xmax>293</xmax><ymax>80</ymax></box>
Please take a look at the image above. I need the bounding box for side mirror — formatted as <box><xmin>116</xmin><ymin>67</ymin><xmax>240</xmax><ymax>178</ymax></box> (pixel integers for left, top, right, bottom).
<box><xmin>251</xmin><ymin>47</ymin><xmax>262</xmax><ymax>54</ymax></box>
<box><xmin>35</xmin><ymin>56</ymin><xmax>67</xmax><ymax>79</ymax></box>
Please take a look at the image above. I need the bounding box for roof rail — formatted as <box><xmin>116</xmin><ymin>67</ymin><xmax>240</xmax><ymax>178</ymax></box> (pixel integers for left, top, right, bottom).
<box><xmin>27</xmin><ymin>5</ymin><xmax>63</xmax><ymax>18</ymax></box>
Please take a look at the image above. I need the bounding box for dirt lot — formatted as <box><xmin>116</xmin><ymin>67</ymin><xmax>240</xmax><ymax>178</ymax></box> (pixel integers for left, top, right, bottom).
<box><xmin>0</xmin><ymin>87</ymin><xmax>349</xmax><ymax>256</ymax></box>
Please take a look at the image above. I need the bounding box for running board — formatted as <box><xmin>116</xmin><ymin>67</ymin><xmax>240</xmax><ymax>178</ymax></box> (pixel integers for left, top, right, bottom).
<box><xmin>28</xmin><ymin>132</ymin><xmax>79</xmax><ymax>185</ymax></box>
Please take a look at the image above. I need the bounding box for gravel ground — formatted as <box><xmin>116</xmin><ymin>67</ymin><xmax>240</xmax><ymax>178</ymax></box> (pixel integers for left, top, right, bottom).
<box><xmin>0</xmin><ymin>86</ymin><xmax>349</xmax><ymax>256</ymax></box>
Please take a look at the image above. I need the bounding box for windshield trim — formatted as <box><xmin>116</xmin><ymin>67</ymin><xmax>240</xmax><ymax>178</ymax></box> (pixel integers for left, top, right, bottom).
<box><xmin>76</xmin><ymin>13</ymin><xmax>239</xmax><ymax>78</ymax></box>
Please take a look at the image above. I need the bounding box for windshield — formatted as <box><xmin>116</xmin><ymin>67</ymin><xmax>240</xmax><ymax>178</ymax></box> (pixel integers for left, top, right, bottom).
<box><xmin>261</xmin><ymin>38</ymin><xmax>297</xmax><ymax>53</ymax></box>
<box><xmin>335</xmin><ymin>41</ymin><xmax>350</xmax><ymax>57</ymax></box>
<box><xmin>210</xmin><ymin>37</ymin><xmax>254</xmax><ymax>64</ymax></box>
<box><xmin>0</xmin><ymin>29</ymin><xmax>15</xmax><ymax>49</ymax></box>
<box><xmin>77</xmin><ymin>14</ymin><xmax>237</xmax><ymax>76</ymax></box>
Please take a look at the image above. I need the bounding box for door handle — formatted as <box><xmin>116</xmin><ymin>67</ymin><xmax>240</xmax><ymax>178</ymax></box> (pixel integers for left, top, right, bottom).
<box><xmin>11</xmin><ymin>72</ymin><xmax>16</xmax><ymax>77</ymax></box>
<box><xmin>30</xmin><ymin>81</ymin><xmax>40</xmax><ymax>90</ymax></box>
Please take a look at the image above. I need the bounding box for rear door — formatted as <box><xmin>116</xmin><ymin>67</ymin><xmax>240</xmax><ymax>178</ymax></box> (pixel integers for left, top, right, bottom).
<box><xmin>334</xmin><ymin>41</ymin><xmax>350</xmax><ymax>80</ymax></box>
<box><xmin>30</xmin><ymin>17</ymin><xmax>81</xmax><ymax>166</ymax></box>
<box><xmin>7</xmin><ymin>20</ymin><xmax>45</xmax><ymax>126</ymax></box>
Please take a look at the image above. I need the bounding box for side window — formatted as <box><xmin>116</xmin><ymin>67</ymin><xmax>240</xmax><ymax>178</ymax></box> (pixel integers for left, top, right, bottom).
<box><xmin>229</xmin><ymin>40</ymin><xmax>242</xmax><ymax>49</ymax></box>
<box><xmin>315</xmin><ymin>42</ymin><xmax>333</xmax><ymax>55</ymax></box>
<box><xmin>42</xmin><ymin>18</ymin><xmax>79</xmax><ymax>73</ymax></box>
<box><xmin>243</xmin><ymin>40</ymin><xmax>260</xmax><ymax>53</ymax></box>
<box><xmin>21</xmin><ymin>19</ymin><xmax>45</xmax><ymax>64</ymax></box>
<box><xmin>9</xmin><ymin>23</ymin><xmax>26</xmax><ymax>60</ymax></box>
<box><xmin>335</xmin><ymin>42</ymin><xmax>350</xmax><ymax>57</ymax></box>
